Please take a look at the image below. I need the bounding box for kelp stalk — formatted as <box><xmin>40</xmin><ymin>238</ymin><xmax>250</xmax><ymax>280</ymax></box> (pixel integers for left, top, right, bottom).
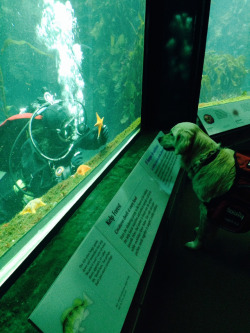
<box><xmin>0</xmin><ymin>66</ymin><xmax>8</xmax><ymax>118</ymax></box>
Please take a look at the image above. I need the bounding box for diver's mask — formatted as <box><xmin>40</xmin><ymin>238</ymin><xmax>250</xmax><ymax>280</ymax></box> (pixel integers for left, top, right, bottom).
<box><xmin>29</xmin><ymin>92</ymin><xmax>87</xmax><ymax>162</ymax></box>
<box><xmin>56</xmin><ymin>102</ymin><xmax>87</xmax><ymax>142</ymax></box>
<box><xmin>39</xmin><ymin>93</ymin><xmax>87</xmax><ymax>142</ymax></box>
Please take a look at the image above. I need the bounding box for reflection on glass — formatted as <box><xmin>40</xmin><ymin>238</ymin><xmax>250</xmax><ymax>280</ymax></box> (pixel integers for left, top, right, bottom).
<box><xmin>0</xmin><ymin>0</ymin><xmax>145</xmax><ymax>259</ymax></box>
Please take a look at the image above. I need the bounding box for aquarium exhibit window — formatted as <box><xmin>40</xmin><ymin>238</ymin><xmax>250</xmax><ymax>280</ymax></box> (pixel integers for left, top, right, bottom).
<box><xmin>198</xmin><ymin>0</ymin><xmax>250</xmax><ymax>135</ymax></box>
<box><xmin>0</xmin><ymin>0</ymin><xmax>146</xmax><ymax>286</ymax></box>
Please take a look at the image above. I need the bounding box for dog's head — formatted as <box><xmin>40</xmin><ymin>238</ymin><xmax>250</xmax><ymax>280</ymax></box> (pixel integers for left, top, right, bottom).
<box><xmin>158</xmin><ymin>122</ymin><xmax>200</xmax><ymax>155</ymax></box>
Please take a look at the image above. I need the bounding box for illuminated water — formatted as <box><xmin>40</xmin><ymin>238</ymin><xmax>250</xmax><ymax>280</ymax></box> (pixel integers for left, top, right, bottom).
<box><xmin>0</xmin><ymin>0</ymin><xmax>146</xmax><ymax>257</ymax></box>
<box><xmin>37</xmin><ymin>0</ymin><xmax>85</xmax><ymax>117</ymax></box>
<box><xmin>199</xmin><ymin>0</ymin><xmax>250</xmax><ymax>103</ymax></box>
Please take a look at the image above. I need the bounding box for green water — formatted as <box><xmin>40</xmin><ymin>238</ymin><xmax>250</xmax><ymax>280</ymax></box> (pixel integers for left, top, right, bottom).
<box><xmin>0</xmin><ymin>0</ymin><xmax>146</xmax><ymax>256</ymax></box>
<box><xmin>199</xmin><ymin>0</ymin><xmax>250</xmax><ymax>103</ymax></box>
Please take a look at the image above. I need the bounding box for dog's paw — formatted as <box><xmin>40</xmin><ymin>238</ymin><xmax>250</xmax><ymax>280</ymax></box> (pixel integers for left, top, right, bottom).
<box><xmin>185</xmin><ymin>239</ymin><xmax>202</xmax><ymax>250</ymax></box>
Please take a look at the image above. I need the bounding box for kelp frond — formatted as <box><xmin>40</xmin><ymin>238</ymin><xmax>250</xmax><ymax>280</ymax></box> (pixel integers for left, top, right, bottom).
<box><xmin>1</xmin><ymin>38</ymin><xmax>53</xmax><ymax>59</ymax></box>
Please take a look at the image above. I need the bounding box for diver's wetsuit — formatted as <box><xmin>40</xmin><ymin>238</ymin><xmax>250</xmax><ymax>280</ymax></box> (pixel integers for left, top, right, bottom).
<box><xmin>0</xmin><ymin>107</ymin><xmax>108</xmax><ymax>224</ymax></box>
<box><xmin>20</xmin><ymin>126</ymin><xmax>108</xmax><ymax>197</ymax></box>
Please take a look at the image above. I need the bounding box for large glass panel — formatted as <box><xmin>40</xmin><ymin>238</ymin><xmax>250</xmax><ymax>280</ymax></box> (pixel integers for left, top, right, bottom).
<box><xmin>0</xmin><ymin>0</ymin><xmax>146</xmax><ymax>283</ymax></box>
<box><xmin>198</xmin><ymin>0</ymin><xmax>250</xmax><ymax>135</ymax></box>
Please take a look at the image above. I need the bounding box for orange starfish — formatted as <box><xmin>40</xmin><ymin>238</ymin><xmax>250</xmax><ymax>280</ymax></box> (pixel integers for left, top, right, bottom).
<box><xmin>94</xmin><ymin>112</ymin><xmax>104</xmax><ymax>138</ymax></box>
<box><xmin>76</xmin><ymin>164</ymin><xmax>91</xmax><ymax>175</ymax></box>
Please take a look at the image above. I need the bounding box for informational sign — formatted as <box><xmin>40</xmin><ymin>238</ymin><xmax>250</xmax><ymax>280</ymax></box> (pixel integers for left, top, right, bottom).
<box><xmin>198</xmin><ymin>99</ymin><xmax>250</xmax><ymax>135</ymax></box>
<box><xmin>30</xmin><ymin>133</ymin><xmax>181</xmax><ymax>333</ymax></box>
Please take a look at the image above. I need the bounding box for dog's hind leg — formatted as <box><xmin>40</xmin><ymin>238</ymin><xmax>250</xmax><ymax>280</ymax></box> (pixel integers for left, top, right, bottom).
<box><xmin>185</xmin><ymin>203</ymin><xmax>218</xmax><ymax>250</ymax></box>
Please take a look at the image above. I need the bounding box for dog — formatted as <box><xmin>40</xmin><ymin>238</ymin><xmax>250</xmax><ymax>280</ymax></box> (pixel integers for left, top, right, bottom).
<box><xmin>159</xmin><ymin>122</ymin><xmax>250</xmax><ymax>250</ymax></box>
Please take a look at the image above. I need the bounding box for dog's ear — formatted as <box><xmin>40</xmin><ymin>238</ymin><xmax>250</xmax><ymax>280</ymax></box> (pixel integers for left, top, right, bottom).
<box><xmin>174</xmin><ymin>130</ymin><xmax>193</xmax><ymax>155</ymax></box>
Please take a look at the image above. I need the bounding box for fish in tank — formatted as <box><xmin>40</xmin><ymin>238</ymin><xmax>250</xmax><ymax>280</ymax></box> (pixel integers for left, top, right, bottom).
<box><xmin>198</xmin><ymin>0</ymin><xmax>250</xmax><ymax>134</ymax></box>
<box><xmin>0</xmin><ymin>0</ymin><xmax>146</xmax><ymax>276</ymax></box>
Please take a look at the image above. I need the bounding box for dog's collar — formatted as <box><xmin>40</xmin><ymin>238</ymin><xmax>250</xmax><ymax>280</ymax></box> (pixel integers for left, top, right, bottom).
<box><xmin>189</xmin><ymin>148</ymin><xmax>221</xmax><ymax>176</ymax></box>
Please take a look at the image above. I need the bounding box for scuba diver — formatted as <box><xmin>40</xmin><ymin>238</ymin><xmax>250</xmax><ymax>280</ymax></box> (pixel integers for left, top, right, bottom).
<box><xmin>0</xmin><ymin>89</ymin><xmax>108</xmax><ymax>224</ymax></box>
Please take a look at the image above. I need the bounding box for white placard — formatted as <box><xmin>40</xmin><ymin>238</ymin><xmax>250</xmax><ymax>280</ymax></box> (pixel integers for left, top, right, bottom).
<box><xmin>30</xmin><ymin>132</ymin><xmax>181</xmax><ymax>333</ymax></box>
<box><xmin>198</xmin><ymin>99</ymin><xmax>250</xmax><ymax>135</ymax></box>
<box><xmin>30</xmin><ymin>228</ymin><xmax>139</xmax><ymax>333</ymax></box>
